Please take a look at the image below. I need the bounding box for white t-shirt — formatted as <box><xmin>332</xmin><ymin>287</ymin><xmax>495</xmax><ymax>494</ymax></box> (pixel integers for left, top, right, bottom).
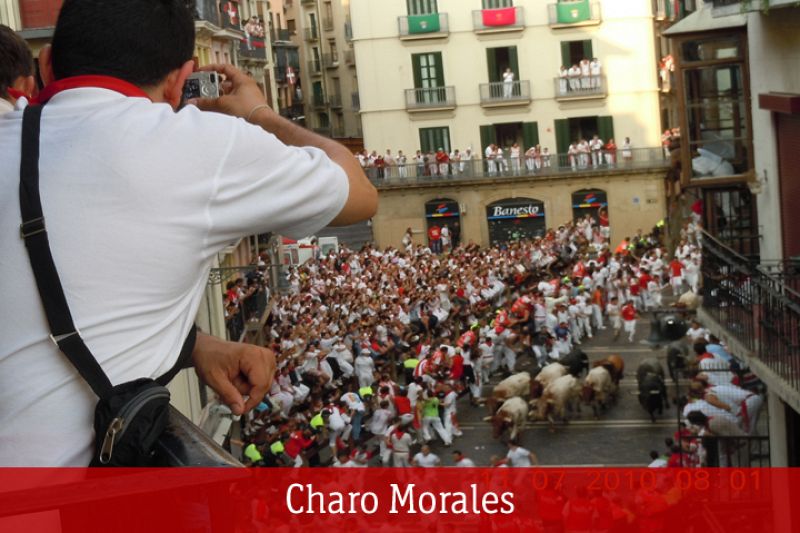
<box><xmin>0</xmin><ymin>89</ymin><xmax>349</xmax><ymax>466</ymax></box>
<box><xmin>413</xmin><ymin>452</ymin><xmax>441</xmax><ymax>467</ymax></box>
<box><xmin>455</xmin><ymin>457</ymin><xmax>476</xmax><ymax>467</ymax></box>
<box><xmin>506</xmin><ymin>446</ymin><xmax>532</xmax><ymax>467</ymax></box>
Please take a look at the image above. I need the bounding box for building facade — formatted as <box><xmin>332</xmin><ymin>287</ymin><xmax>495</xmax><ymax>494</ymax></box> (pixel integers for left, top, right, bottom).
<box><xmin>351</xmin><ymin>0</ymin><xmax>663</xmax><ymax>157</ymax></box>
<box><xmin>288</xmin><ymin>0</ymin><xmax>363</xmax><ymax>144</ymax></box>
<box><xmin>666</xmin><ymin>0</ymin><xmax>800</xmax><ymax>469</ymax></box>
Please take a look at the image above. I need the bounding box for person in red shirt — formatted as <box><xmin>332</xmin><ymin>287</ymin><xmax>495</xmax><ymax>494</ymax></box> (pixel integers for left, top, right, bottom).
<box><xmin>449</xmin><ymin>350</ymin><xmax>464</xmax><ymax>382</ymax></box>
<box><xmin>435</xmin><ymin>148</ymin><xmax>449</xmax><ymax>177</ymax></box>
<box><xmin>284</xmin><ymin>427</ymin><xmax>315</xmax><ymax>467</ymax></box>
<box><xmin>621</xmin><ymin>300</ymin><xmax>637</xmax><ymax>343</ymax></box>
<box><xmin>669</xmin><ymin>256</ymin><xmax>684</xmax><ymax>296</ymax></box>
<box><xmin>428</xmin><ymin>224</ymin><xmax>442</xmax><ymax>254</ymax></box>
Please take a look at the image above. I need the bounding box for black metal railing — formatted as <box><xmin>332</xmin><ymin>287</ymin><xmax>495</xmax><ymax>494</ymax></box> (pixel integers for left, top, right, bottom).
<box><xmin>701</xmin><ymin>231</ymin><xmax>800</xmax><ymax>391</ymax></box>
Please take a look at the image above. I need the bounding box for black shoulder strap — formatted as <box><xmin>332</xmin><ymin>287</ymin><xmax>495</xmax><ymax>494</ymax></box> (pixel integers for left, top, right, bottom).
<box><xmin>19</xmin><ymin>105</ymin><xmax>197</xmax><ymax>400</ymax></box>
<box><xmin>19</xmin><ymin>105</ymin><xmax>114</xmax><ymax>399</ymax></box>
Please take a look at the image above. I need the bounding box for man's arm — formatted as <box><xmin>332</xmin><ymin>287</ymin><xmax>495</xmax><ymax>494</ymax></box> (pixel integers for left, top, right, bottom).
<box><xmin>191</xmin><ymin>63</ymin><xmax>377</xmax><ymax>226</ymax></box>
<box><xmin>191</xmin><ymin>331</ymin><xmax>276</xmax><ymax>415</ymax></box>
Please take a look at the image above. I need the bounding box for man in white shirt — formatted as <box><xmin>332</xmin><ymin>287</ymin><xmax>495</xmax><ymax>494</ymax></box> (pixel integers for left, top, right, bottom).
<box><xmin>452</xmin><ymin>450</ymin><xmax>476</xmax><ymax>467</ymax></box>
<box><xmin>502</xmin><ymin>440</ymin><xmax>539</xmax><ymax>467</ymax></box>
<box><xmin>485</xmin><ymin>144</ymin><xmax>497</xmax><ymax>175</ymax></box>
<box><xmin>589</xmin><ymin>135</ymin><xmax>604</xmax><ymax>167</ymax></box>
<box><xmin>412</xmin><ymin>444</ymin><xmax>441</xmax><ymax>467</ymax></box>
<box><xmin>0</xmin><ymin>0</ymin><xmax>377</xmax><ymax>467</ymax></box>
<box><xmin>502</xmin><ymin>68</ymin><xmax>515</xmax><ymax>98</ymax></box>
<box><xmin>589</xmin><ymin>58</ymin><xmax>602</xmax><ymax>89</ymax></box>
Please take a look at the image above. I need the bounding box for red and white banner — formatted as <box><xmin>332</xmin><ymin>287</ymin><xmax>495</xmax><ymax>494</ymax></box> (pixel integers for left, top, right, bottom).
<box><xmin>0</xmin><ymin>468</ymin><xmax>797</xmax><ymax>532</ymax></box>
<box><xmin>482</xmin><ymin>7</ymin><xmax>517</xmax><ymax>27</ymax></box>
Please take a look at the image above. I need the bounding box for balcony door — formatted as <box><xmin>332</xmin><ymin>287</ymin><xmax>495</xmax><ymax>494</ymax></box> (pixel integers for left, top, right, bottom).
<box><xmin>483</xmin><ymin>0</ymin><xmax>513</xmax><ymax>8</ymax></box>
<box><xmin>407</xmin><ymin>0</ymin><xmax>438</xmax><ymax>14</ymax></box>
<box><xmin>487</xmin><ymin>46</ymin><xmax>519</xmax><ymax>83</ymax></box>
<box><xmin>554</xmin><ymin>115</ymin><xmax>613</xmax><ymax>154</ymax></box>
<box><xmin>412</xmin><ymin>52</ymin><xmax>445</xmax><ymax>104</ymax></box>
<box><xmin>560</xmin><ymin>39</ymin><xmax>592</xmax><ymax>68</ymax></box>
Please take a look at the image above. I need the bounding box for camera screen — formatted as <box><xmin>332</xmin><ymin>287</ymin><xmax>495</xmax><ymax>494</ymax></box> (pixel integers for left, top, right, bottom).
<box><xmin>182</xmin><ymin>79</ymin><xmax>202</xmax><ymax>101</ymax></box>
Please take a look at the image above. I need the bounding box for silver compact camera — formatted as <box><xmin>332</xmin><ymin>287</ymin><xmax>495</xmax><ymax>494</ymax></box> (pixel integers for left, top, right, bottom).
<box><xmin>182</xmin><ymin>72</ymin><xmax>221</xmax><ymax>101</ymax></box>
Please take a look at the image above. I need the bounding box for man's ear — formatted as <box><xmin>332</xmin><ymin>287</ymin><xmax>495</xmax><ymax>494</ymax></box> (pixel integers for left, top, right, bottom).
<box><xmin>38</xmin><ymin>45</ymin><xmax>55</xmax><ymax>86</ymax></box>
<box><xmin>13</xmin><ymin>75</ymin><xmax>36</xmax><ymax>98</ymax></box>
<box><xmin>163</xmin><ymin>60</ymin><xmax>195</xmax><ymax>109</ymax></box>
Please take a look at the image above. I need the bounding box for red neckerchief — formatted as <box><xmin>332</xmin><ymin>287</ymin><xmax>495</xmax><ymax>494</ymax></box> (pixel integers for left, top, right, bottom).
<box><xmin>33</xmin><ymin>75</ymin><xmax>150</xmax><ymax>104</ymax></box>
<box><xmin>7</xmin><ymin>88</ymin><xmax>29</xmax><ymax>100</ymax></box>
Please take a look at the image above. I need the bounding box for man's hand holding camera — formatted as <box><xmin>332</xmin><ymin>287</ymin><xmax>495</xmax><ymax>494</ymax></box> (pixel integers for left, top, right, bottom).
<box><xmin>187</xmin><ymin>63</ymin><xmax>278</xmax><ymax>126</ymax></box>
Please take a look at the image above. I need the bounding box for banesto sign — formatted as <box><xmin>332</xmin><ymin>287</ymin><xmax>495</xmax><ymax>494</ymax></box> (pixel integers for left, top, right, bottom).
<box><xmin>490</xmin><ymin>203</ymin><xmax>543</xmax><ymax>218</ymax></box>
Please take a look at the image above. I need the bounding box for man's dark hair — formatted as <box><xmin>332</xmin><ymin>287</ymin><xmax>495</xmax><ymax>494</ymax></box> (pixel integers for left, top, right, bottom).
<box><xmin>51</xmin><ymin>0</ymin><xmax>195</xmax><ymax>87</ymax></box>
<box><xmin>0</xmin><ymin>25</ymin><xmax>34</xmax><ymax>98</ymax></box>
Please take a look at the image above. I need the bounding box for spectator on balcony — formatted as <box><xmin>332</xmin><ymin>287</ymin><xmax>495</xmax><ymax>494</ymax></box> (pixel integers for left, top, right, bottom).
<box><xmin>496</xmin><ymin>145</ymin><xmax>508</xmax><ymax>174</ymax></box>
<box><xmin>542</xmin><ymin>146</ymin><xmax>552</xmax><ymax>168</ymax></box>
<box><xmin>589</xmin><ymin>135</ymin><xmax>604</xmax><ymax>167</ymax></box>
<box><xmin>502</xmin><ymin>67</ymin><xmax>515</xmax><ymax>98</ymax></box>
<box><xmin>435</xmin><ymin>148</ymin><xmax>450</xmax><ymax>177</ymax></box>
<box><xmin>0</xmin><ymin>25</ymin><xmax>36</xmax><ymax>114</ymax></box>
<box><xmin>580</xmin><ymin>58</ymin><xmax>591</xmax><ymax>90</ymax></box>
<box><xmin>450</xmin><ymin>148</ymin><xmax>461</xmax><ymax>176</ymax></box>
<box><xmin>525</xmin><ymin>145</ymin><xmax>537</xmax><ymax>173</ymax></box>
<box><xmin>384</xmin><ymin>149</ymin><xmax>396</xmax><ymax>179</ymax></box>
<box><xmin>568</xmin><ymin>64</ymin><xmax>581</xmax><ymax>92</ymax></box>
<box><xmin>558</xmin><ymin>66</ymin><xmax>569</xmax><ymax>95</ymax></box>
<box><xmin>577</xmin><ymin>138</ymin><xmax>590</xmax><ymax>169</ymax></box>
<box><xmin>461</xmin><ymin>147</ymin><xmax>474</xmax><ymax>175</ymax></box>
<box><xmin>374</xmin><ymin>152</ymin><xmax>386</xmax><ymax>180</ymax></box>
<box><xmin>604</xmin><ymin>138</ymin><xmax>617</xmax><ymax>166</ymax></box>
<box><xmin>397</xmin><ymin>150</ymin><xmax>408</xmax><ymax>178</ymax></box>
<box><xmin>426</xmin><ymin>151</ymin><xmax>437</xmax><ymax>176</ymax></box>
<box><xmin>621</xmin><ymin>137</ymin><xmax>633</xmax><ymax>163</ymax></box>
<box><xmin>244</xmin><ymin>16</ymin><xmax>259</xmax><ymax>50</ymax></box>
<box><xmin>414</xmin><ymin>150</ymin><xmax>424</xmax><ymax>177</ymax></box>
<box><xmin>590</xmin><ymin>58</ymin><xmax>602</xmax><ymax>89</ymax></box>
<box><xmin>568</xmin><ymin>142</ymin><xmax>579</xmax><ymax>171</ymax></box>
<box><xmin>485</xmin><ymin>144</ymin><xmax>498</xmax><ymax>175</ymax></box>
<box><xmin>661</xmin><ymin>130</ymin><xmax>672</xmax><ymax>158</ymax></box>
<box><xmin>510</xmin><ymin>142</ymin><xmax>521</xmax><ymax>175</ymax></box>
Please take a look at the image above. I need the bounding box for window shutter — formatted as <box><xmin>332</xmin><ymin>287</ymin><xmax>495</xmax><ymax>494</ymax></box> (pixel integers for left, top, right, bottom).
<box><xmin>598</xmin><ymin>116</ymin><xmax>615</xmax><ymax>142</ymax></box>
<box><xmin>523</xmin><ymin>122</ymin><xmax>539</xmax><ymax>150</ymax></box>
<box><xmin>560</xmin><ymin>42</ymin><xmax>571</xmax><ymax>68</ymax></box>
<box><xmin>480</xmin><ymin>125</ymin><xmax>497</xmax><ymax>151</ymax></box>
<box><xmin>509</xmin><ymin>46</ymin><xmax>519</xmax><ymax>78</ymax></box>
<box><xmin>433</xmin><ymin>52</ymin><xmax>445</xmax><ymax>86</ymax></box>
<box><xmin>554</xmin><ymin>119</ymin><xmax>570</xmax><ymax>155</ymax></box>
<box><xmin>582</xmin><ymin>39</ymin><xmax>594</xmax><ymax>60</ymax></box>
<box><xmin>412</xmin><ymin>54</ymin><xmax>422</xmax><ymax>88</ymax></box>
<box><xmin>486</xmin><ymin>49</ymin><xmax>499</xmax><ymax>83</ymax></box>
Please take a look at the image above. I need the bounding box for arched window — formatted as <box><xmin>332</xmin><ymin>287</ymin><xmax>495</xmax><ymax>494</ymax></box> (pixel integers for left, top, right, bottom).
<box><xmin>425</xmin><ymin>198</ymin><xmax>461</xmax><ymax>248</ymax></box>
<box><xmin>486</xmin><ymin>197</ymin><xmax>546</xmax><ymax>245</ymax></box>
<box><xmin>571</xmin><ymin>189</ymin><xmax>608</xmax><ymax>226</ymax></box>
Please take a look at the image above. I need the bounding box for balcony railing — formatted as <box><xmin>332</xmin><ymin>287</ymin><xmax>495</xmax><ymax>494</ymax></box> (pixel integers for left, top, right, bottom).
<box><xmin>547</xmin><ymin>1</ymin><xmax>602</xmax><ymax>28</ymax></box>
<box><xmin>398</xmin><ymin>13</ymin><xmax>450</xmax><ymax>39</ymax></box>
<box><xmin>344</xmin><ymin>49</ymin><xmax>355</xmax><ymax>65</ymax></box>
<box><xmin>304</xmin><ymin>27</ymin><xmax>318</xmax><ymax>41</ymax></box>
<box><xmin>307</xmin><ymin>59</ymin><xmax>322</xmax><ymax>75</ymax></box>
<box><xmin>404</xmin><ymin>86</ymin><xmax>457</xmax><ymax>112</ymax></box>
<box><xmin>480</xmin><ymin>80</ymin><xmax>532</xmax><ymax>107</ymax></box>
<box><xmin>366</xmin><ymin>147</ymin><xmax>667</xmax><ymax>185</ymax></box>
<box><xmin>322</xmin><ymin>53</ymin><xmax>339</xmax><ymax>69</ymax></box>
<box><xmin>352</xmin><ymin>91</ymin><xmax>360</xmax><ymax>110</ymax></box>
<box><xmin>312</xmin><ymin>95</ymin><xmax>329</xmax><ymax>109</ymax></box>
<box><xmin>554</xmin><ymin>74</ymin><xmax>608</xmax><ymax>101</ymax></box>
<box><xmin>273</xmin><ymin>28</ymin><xmax>291</xmax><ymax>42</ymax></box>
<box><xmin>329</xmin><ymin>93</ymin><xmax>343</xmax><ymax>109</ymax></box>
<box><xmin>238</xmin><ymin>37</ymin><xmax>268</xmax><ymax>61</ymax></box>
<box><xmin>472</xmin><ymin>7</ymin><xmax>525</xmax><ymax>33</ymax></box>
<box><xmin>701</xmin><ymin>231</ymin><xmax>800</xmax><ymax>392</ymax></box>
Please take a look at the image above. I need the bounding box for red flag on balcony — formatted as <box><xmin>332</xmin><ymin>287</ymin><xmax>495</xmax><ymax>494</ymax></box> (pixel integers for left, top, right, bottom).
<box><xmin>481</xmin><ymin>7</ymin><xmax>516</xmax><ymax>27</ymax></box>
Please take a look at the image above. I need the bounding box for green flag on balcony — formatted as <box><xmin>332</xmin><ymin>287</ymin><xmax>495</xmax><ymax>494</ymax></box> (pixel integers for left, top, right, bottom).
<box><xmin>407</xmin><ymin>14</ymin><xmax>441</xmax><ymax>34</ymax></box>
<box><xmin>556</xmin><ymin>0</ymin><xmax>590</xmax><ymax>23</ymax></box>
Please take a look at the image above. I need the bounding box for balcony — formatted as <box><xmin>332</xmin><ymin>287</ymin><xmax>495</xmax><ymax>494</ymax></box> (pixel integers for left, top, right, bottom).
<box><xmin>479</xmin><ymin>80</ymin><xmax>532</xmax><ymax>108</ymax></box>
<box><xmin>304</xmin><ymin>27</ymin><xmax>318</xmax><ymax>41</ymax></box>
<box><xmin>273</xmin><ymin>28</ymin><xmax>291</xmax><ymax>42</ymax></box>
<box><xmin>554</xmin><ymin>74</ymin><xmax>607</xmax><ymax>101</ymax></box>
<box><xmin>404</xmin><ymin>86</ymin><xmax>456</xmax><ymax>112</ymax></box>
<box><xmin>312</xmin><ymin>95</ymin><xmax>329</xmax><ymax>110</ymax></box>
<box><xmin>322</xmin><ymin>53</ymin><xmax>339</xmax><ymax>69</ymax></box>
<box><xmin>367</xmin><ymin>146</ymin><xmax>667</xmax><ymax>186</ymax></box>
<box><xmin>329</xmin><ymin>93</ymin><xmax>343</xmax><ymax>109</ymax></box>
<box><xmin>398</xmin><ymin>13</ymin><xmax>449</xmax><ymax>40</ymax></box>
<box><xmin>547</xmin><ymin>1</ymin><xmax>602</xmax><ymax>28</ymax></box>
<box><xmin>323</xmin><ymin>15</ymin><xmax>334</xmax><ymax>31</ymax></box>
<box><xmin>344</xmin><ymin>49</ymin><xmax>355</xmax><ymax>66</ymax></box>
<box><xmin>238</xmin><ymin>37</ymin><xmax>268</xmax><ymax>61</ymax></box>
<box><xmin>352</xmin><ymin>92</ymin><xmax>360</xmax><ymax>110</ymax></box>
<box><xmin>307</xmin><ymin>59</ymin><xmax>322</xmax><ymax>75</ymax></box>
<box><xmin>472</xmin><ymin>7</ymin><xmax>525</xmax><ymax>34</ymax></box>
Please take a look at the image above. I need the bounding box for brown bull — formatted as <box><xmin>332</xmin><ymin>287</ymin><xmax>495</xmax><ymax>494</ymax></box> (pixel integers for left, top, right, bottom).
<box><xmin>592</xmin><ymin>354</ymin><xmax>624</xmax><ymax>388</ymax></box>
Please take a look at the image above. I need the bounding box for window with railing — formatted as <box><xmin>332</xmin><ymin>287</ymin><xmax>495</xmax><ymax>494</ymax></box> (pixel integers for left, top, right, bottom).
<box><xmin>679</xmin><ymin>33</ymin><xmax>752</xmax><ymax>180</ymax></box>
<box><xmin>408</xmin><ymin>0</ymin><xmax>438</xmax><ymax>14</ymax></box>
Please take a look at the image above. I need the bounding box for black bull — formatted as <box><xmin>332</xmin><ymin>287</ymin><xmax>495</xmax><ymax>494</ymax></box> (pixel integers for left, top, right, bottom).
<box><xmin>636</xmin><ymin>359</ymin><xmax>669</xmax><ymax>422</ymax></box>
